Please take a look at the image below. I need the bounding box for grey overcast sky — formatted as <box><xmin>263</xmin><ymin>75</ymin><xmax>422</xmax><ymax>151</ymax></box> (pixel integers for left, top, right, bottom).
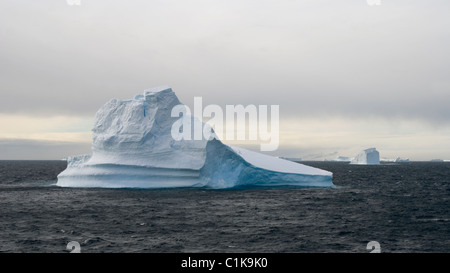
<box><xmin>1</xmin><ymin>0</ymin><xmax>450</xmax><ymax>160</ymax></box>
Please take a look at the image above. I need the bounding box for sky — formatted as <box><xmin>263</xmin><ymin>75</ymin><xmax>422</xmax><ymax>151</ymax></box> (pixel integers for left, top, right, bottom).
<box><xmin>1</xmin><ymin>0</ymin><xmax>450</xmax><ymax>160</ymax></box>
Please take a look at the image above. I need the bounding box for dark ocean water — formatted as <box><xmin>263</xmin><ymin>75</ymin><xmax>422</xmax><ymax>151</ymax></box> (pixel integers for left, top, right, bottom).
<box><xmin>0</xmin><ymin>160</ymin><xmax>449</xmax><ymax>253</ymax></box>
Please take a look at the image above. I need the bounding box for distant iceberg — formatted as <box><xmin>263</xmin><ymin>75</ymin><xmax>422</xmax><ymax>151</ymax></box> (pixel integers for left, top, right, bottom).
<box><xmin>430</xmin><ymin>159</ymin><xmax>444</xmax><ymax>162</ymax></box>
<box><xmin>332</xmin><ymin>156</ymin><xmax>353</xmax><ymax>163</ymax></box>
<box><xmin>57</xmin><ymin>86</ymin><xmax>333</xmax><ymax>189</ymax></box>
<box><xmin>350</xmin><ymin>148</ymin><xmax>380</xmax><ymax>165</ymax></box>
<box><xmin>381</xmin><ymin>157</ymin><xmax>410</xmax><ymax>163</ymax></box>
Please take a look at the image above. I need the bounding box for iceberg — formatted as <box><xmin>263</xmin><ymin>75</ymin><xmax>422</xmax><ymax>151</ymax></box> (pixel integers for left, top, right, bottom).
<box><xmin>332</xmin><ymin>156</ymin><xmax>353</xmax><ymax>163</ymax></box>
<box><xmin>430</xmin><ymin>159</ymin><xmax>444</xmax><ymax>162</ymax></box>
<box><xmin>381</xmin><ymin>157</ymin><xmax>410</xmax><ymax>163</ymax></box>
<box><xmin>57</xmin><ymin>86</ymin><xmax>333</xmax><ymax>189</ymax></box>
<box><xmin>394</xmin><ymin>157</ymin><xmax>410</xmax><ymax>163</ymax></box>
<box><xmin>350</xmin><ymin>148</ymin><xmax>380</xmax><ymax>165</ymax></box>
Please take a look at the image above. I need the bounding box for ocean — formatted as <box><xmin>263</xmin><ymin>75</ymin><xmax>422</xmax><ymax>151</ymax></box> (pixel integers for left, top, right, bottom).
<box><xmin>0</xmin><ymin>160</ymin><xmax>448</xmax><ymax>253</ymax></box>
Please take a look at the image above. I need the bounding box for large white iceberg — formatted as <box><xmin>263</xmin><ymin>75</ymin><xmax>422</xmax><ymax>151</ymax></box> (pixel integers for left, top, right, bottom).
<box><xmin>350</xmin><ymin>148</ymin><xmax>380</xmax><ymax>165</ymax></box>
<box><xmin>57</xmin><ymin>86</ymin><xmax>333</xmax><ymax>189</ymax></box>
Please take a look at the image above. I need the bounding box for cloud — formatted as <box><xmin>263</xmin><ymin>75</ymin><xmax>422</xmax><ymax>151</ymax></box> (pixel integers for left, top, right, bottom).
<box><xmin>220</xmin><ymin>116</ymin><xmax>450</xmax><ymax>160</ymax></box>
<box><xmin>1</xmin><ymin>1</ymin><xmax>450</xmax><ymax>160</ymax></box>
<box><xmin>0</xmin><ymin>139</ymin><xmax>91</xmax><ymax>160</ymax></box>
<box><xmin>0</xmin><ymin>114</ymin><xmax>93</xmax><ymax>142</ymax></box>
<box><xmin>0</xmin><ymin>0</ymin><xmax>449</xmax><ymax>124</ymax></box>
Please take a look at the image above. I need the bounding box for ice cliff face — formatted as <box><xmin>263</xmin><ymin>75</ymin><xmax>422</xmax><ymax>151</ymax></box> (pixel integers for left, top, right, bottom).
<box><xmin>57</xmin><ymin>86</ymin><xmax>333</xmax><ymax>188</ymax></box>
<box><xmin>89</xmin><ymin>86</ymin><xmax>207</xmax><ymax>169</ymax></box>
<box><xmin>350</xmin><ymin>148</ymin><xmax>380</xmax><ymax>165</ymax></box>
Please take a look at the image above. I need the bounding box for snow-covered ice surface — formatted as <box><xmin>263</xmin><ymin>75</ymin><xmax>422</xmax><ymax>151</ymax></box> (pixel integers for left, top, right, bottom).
<box><xmin>350</xmin><ymin>148</ymin><xmax>380</xmax><ymax>165</ymax></box>
<box><xmin>57</xmin><ymin>87</ymin><xmax>333</xmax><ymax>189</ymax></box>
